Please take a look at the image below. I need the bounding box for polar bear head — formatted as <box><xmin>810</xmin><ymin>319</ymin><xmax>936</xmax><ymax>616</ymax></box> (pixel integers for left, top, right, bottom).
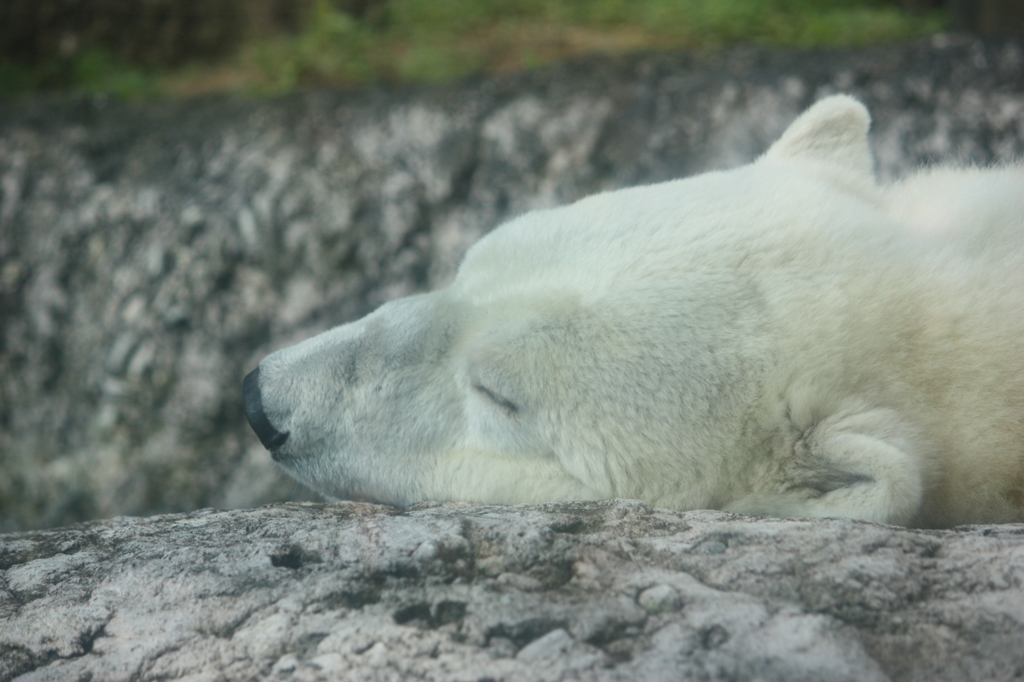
<box><xmin>244</xmin><ymin>95</ymin><xmax>885</xmax><ymax>512</ymax></box>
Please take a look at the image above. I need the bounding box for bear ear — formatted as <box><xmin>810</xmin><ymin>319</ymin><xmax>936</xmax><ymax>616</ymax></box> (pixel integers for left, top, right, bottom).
<box><xmin>764</xmin><ymin>95</ymin><xmax>873</xmax><ymax>177</ymax></box>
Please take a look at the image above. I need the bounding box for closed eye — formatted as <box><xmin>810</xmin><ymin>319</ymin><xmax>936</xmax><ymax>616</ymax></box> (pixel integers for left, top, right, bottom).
<box><xmin>472</xmin><ymin>383</ymin><xmax>519</xmax><ymax>415</ymax></box>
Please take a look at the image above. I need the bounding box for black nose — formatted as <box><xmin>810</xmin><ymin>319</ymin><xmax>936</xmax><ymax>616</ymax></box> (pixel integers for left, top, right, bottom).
<box><xmin>243</xmin><ymin>367</ymin><xmax>290</xmax><ymax>450</ymax></box>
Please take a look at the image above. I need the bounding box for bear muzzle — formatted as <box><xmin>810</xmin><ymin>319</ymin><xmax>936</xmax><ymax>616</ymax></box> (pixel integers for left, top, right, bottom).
<box><xmin>243</xmin><ymin>366</ymin><xmax>291</xmax><ymax>454</ymax></box>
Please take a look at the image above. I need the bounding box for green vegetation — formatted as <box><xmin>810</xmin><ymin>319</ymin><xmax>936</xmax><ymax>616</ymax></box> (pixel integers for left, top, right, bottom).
<box><xmin>1</xmin><ymin>0</ymin><xmax>945</xmax><ymax>98</ymax></box>
<box><xmin>0</xmin><ymin>46</ymin><xmax>159</xmax><ymax>99</ymax></box>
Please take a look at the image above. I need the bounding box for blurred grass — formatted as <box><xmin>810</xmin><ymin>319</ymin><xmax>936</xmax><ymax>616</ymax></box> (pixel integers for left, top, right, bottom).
<box><xmin>0</xmin><ymin>46</ymin><xmax>159</xmax><ymax>99</ymax></box>
<box><xmin>1</xmin><ymin>0</ymin><xmax>944</xmax><ymax>98</ymax></box>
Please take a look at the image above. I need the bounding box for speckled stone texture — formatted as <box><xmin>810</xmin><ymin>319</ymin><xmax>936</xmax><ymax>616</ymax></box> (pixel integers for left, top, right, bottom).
<box><xmin>2</xmin><ymin>39</ymin><xmax>1024</xmax><ymax>531</ymax></box>
<box><xmin>2</xmin><ymin>500</ymin><xmax>1023</xmax><ymax>681</ymax></box>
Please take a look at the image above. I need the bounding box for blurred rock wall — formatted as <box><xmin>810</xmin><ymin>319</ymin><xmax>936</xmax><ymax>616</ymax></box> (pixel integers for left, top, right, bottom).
<box><xmin>2</xmin><ymin>40</ymin><xmax>1024</xmax><ymax>531</ymax></box>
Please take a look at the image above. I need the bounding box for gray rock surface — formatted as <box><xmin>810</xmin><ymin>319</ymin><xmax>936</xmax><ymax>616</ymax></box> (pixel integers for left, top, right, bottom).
<box><xmin>3</xmin><ymin>39</ymin><xmax>1024</xmax><ymax>531</ymax></box>
<box><xmin>2</xmin><ymin>500</ymin><xmax>1023</xmax><ymax>681</ymax></box>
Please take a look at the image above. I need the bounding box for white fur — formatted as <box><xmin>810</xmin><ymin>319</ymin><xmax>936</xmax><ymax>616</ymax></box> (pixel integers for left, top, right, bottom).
<box><xmin>252</xmin><ymin>95</ymin><xmax>1024</xmax><ymax>527</ymax></box>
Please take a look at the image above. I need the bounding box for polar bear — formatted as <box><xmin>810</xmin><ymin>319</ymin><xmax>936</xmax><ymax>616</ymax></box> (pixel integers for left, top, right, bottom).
<box><xmin>243</xmin><ymin>96</ymin><xmax>1024</xmax><ymax>528</ymax></box>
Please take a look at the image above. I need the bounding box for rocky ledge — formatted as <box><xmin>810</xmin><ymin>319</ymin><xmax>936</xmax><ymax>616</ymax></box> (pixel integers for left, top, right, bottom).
<box><xmin>2</xmin><ymin>500</ymin><xmax>1023</xmax><ymax>681</ymax></box>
